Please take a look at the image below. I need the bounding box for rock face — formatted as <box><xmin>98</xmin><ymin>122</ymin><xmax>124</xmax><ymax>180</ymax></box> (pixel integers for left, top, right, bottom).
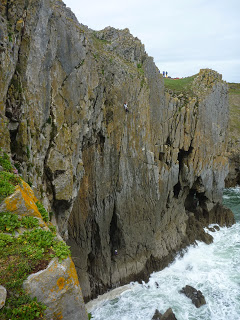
<box><xmin>225</xmin><ymin>83</ymin><xmax>240</xmax><ymax>187</ymax></box>
<box><xmin>0</xmin><ymin>0</ymin><xmax>235</xmax><ymax>302</ymax></box>
<box><xmin>180</xmin><ymin>285</ymin><xmax>206</xmax><ymax>308</ymax></box>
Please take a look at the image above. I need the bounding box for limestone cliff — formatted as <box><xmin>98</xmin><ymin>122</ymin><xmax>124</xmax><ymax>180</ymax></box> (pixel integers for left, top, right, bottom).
<box><xmin>225</xmin><ymin>83</ymin><xmax>240</xmax><ymax>187</ymax></box>
<box><xmin>0</xmin><ymin>0</ymin><xmax>234</xmax><ymax>304</ymax></box>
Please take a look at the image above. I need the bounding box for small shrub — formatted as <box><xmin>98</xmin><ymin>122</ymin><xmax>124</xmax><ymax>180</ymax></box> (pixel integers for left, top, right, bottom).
<box><xmin>137</xmin><ymin>63</ymin><xmax>144</xmax><ymax>75</ymax></box>
<box><xmin>0</xmin><ymin>151</ymin><xmax>13</xmax><ymax>172</ymax></box>
<box><xmin>0</xmin><ymin>212</ymin><xmax>21</xmax><ymax>233</ymax></box>
<box><xmin>36</xmin><ymin>201</ymin><xmax>49</xmax><ymax>222</ymax></box>
<box><xmin>19</xmin><ymin>244</ymin><xmax>44</xmax><ymax>261</ymax></box>
<box><xmin>20</xmin><ymin>228</ymin><xmax>55</xmax><ymax>249</ymax></box>
<box><xmin>0</xmin><ymin>171</ymin><xmax>21</xmax><ymax>201</ymax></box>
<box><xmin>51</xmin><ymin>240</ymin><xmax>71</xmax><ymax>262</ymax></box>
<box><xmin>2</xmin><ymin>294</ymin><xmax>46</xmax><ymax>320</ymax></box>
<box><xmin>0</xmin><ymin>232</ymin><xmax>14</xmax><ymax>247</ymax></box>
<box><xmin>21</xmin><ymin>216</ymin><xmax>39</xmax><ymax>229</ymax></box>
<box><xmin>48</xmin><ymin>223</ymin><xmax>57</xmax><ymax>234</ymax></box>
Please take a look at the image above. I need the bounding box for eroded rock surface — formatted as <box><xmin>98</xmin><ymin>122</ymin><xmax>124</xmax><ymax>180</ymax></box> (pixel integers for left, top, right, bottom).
<box><xmin>0</xmin><ymin>0</ymin><xmax>234</xmax><ymax>301</ymax></box>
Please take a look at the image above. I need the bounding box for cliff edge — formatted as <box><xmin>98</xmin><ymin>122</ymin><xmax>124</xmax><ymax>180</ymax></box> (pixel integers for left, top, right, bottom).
<box><xmin>0</xmin><ymin>0</ymin><xmax>234</xmax><ymax>305</ymax></box>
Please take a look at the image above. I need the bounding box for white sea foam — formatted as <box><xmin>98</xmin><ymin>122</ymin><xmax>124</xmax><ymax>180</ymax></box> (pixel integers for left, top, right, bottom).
<box><xmin>91</xmin><ymin>188</ymin><xmax>240</xmax><ymax>320</ymax></box>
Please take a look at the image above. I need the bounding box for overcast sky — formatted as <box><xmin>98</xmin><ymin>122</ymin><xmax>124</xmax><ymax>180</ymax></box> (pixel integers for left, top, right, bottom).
<box><xmin>63</xmin><ymin>0</ymin><xmax>240</xmax><ymax>83</ymax></box>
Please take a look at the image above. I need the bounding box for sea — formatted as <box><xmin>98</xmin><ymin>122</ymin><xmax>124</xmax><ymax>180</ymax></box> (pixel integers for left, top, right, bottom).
<box><xmin>89</xmin><ymin>187</ymin><xmax>240</xmax><ymax>320</ymax></box>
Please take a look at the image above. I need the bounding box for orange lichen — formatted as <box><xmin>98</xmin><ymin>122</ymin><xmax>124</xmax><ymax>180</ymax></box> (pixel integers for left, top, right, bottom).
<box><xmin>4</xmin><ymin>195</ymin><xmax>18</xmax><ymax>212</ymax></box>
<box><xmin>18</xmin><ymin>186</ymin><xmax>42</xmax><ymax>218</ymax></box>
<box><xmin>53</xmin><ymin>310</ymin><xmax>63</xmax><ymax>320</ymax></box>
<box><xmin>21</xmin><ymin>180</ymin><xmax>38</xmax><ymax>202</ymax></box>
<box><xmin>57</xmin><ymin>277</ymin><xmax>65</xmax><ymax>291</ymax></box>
<box><xmin>68</xmin><ymin>258</ymin><xmax>80</xmax><ymax>287</ymax></box>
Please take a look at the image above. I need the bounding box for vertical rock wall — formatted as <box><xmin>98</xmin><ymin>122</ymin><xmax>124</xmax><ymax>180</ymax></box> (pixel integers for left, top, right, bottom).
<box><xmin>0</xmin><ymin>0</ymin><xmax>234</xmax><ymax>302</ymax></box>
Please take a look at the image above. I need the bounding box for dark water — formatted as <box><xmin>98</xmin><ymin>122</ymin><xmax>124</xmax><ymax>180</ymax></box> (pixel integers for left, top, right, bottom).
<box><xmin>91</xmin><ymin>187</ymin><xmax>240</xmax><ymax>320</ymax></box>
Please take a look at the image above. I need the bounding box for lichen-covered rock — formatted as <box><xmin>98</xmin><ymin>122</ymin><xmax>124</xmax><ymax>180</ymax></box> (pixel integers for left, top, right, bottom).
<box><xmin>0</xmin><ymin>175</ymin><xmax>87</xmax><ymax>319</ymax></box>
<box><xmin>23</xmin><ymin>257</ymin><xmax>88</xmax><ymax>320</ymax></box>
<box><xmin>0</xmin><ymin>285</ymin><xmax>7</xmax><ymax>309</ymax></box>
<box><xmin>0</xmin><ymin>180</ymin><xmax>41</xmax><ymax>219</ymax></box>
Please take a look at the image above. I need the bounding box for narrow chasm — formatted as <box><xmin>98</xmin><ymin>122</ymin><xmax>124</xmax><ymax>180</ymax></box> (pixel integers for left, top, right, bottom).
<box><xmin>109</xmin><ymin>203</ymin><xmax>124</xmax><ymax>257</ymax></box>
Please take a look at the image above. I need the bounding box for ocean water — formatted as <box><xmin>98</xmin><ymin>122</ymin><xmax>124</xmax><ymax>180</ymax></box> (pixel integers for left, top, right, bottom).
<box><xmin>90</xmin><ymin>187</ymin><xmax>240</xmax><ymax>320</ymax></box>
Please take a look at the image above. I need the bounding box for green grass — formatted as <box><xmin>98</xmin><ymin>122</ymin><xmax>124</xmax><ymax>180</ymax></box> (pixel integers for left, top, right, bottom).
<box><xmin>0</xmin><ymin>149</ymin><xmax>71</xmax><ymax>319</ymax></box>
<box><xmin>164</xmin><ymin>75</ymin><xmax>197</xmax><ymax>95</ymax></box>
<box><xmin>0</xmin><ymin>211</ymin><xmax>71</xmax><ymax>319</ymax></box>
<box><xmin>0</xmin><ymin>230</ymin><xmax>49</xmax><ymax>319</ymax></box>
<box><xmin>36</xmin><ymin>201</ymin><xmax>49</xmax><ymax>222</ymax></box>
<box><xmin>229</xmin><ymin>83</ymin><xmax>240</xmax><ymax>94</ymax></box>
<box><xmin>0</xmin><ymin>150</ymin><xmax>13</xmax><ymax>172</ymax></box>
<box><xmin>0</xmin><ymin>149</ymin><xmax>21</xmax><ymax>202</ymax></box>
<box><xmin>0</xmin><ymin>212</ymin><xmax>39</xmax><ymax>233</ymax></box>
<box><xmin>0</xmin><ymin>171</ymin><xmax>21</xmax><ymax>202</ymax></box>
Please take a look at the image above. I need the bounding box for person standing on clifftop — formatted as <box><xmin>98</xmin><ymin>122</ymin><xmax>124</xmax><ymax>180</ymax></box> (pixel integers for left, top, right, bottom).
<box><xmin>123</xmin><ymin>102</ymin><xmax>129</xmax><ymax>112</ymax></box>
<box><xmin>163</xmin><ymin>71</ymin><xmax>165</xmax><ymax>77</ymax></box>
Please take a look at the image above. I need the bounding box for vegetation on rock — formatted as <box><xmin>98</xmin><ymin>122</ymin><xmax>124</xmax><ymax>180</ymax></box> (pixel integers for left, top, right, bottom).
<box><xmin>164</xmin><ymin>75</ymin><xmax>197</xmax><ymax>95</ymax></box>
<box><xmin>0</xmin><ymin>151</ymin><xmax>71</xmax><ymax>319</ymax></box>
<box><xmin>0</xmin><ymin>150</ymin><xmax>21</xmax><ymax>202</ymax></box>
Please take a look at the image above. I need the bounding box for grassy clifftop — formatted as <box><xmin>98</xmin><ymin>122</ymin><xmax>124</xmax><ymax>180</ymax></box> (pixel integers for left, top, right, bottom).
<box><xmin>164</xmin><ymin>75</ymin><xmax>197</xmax><ymax>95</ymax></box>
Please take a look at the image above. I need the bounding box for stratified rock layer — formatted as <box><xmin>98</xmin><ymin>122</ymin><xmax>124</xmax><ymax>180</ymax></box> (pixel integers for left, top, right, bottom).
<box><xmin>0</xmin><ymin>0</ymin><xmax>234</xmax><ymax>302</ymax></box>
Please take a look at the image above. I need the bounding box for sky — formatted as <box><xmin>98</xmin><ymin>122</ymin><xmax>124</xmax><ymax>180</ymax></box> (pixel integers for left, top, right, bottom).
<box><xmin>63</xmin><ymin>0</ymin><xmax>240</xmax><ymax>83</ymax></box>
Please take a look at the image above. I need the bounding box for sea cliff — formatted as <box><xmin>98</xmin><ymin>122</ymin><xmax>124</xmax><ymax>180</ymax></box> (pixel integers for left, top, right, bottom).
<box><xmin>0</xmin><ymin>0</ymin><xmax>234</xmax><ymax>312</ymax></box>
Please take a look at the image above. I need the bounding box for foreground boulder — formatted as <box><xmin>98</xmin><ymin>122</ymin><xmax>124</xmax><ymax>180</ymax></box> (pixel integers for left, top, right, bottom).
<box><xmin>23</xmin><ymin>257</ymin><xmax>88</xmax><ymax>320</ymax></box>
<box><xmin>180</xmin><ymin>285</ymin><xmax>206</xmax><ymax>308</ymax></box>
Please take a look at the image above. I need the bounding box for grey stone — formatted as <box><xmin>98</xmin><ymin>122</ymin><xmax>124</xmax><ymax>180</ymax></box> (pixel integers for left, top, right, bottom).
<box><xmin>152</xmin><ymin>309</ymin><xmax>162</xmax><ymax>319</ymax></box>
<box><xmin>161</xmin><ymin>308</ymin><xmax>178</xmax><ymax>320</ymax></box>
<box><xmin>180</xmin><ymin>285</ymin><xmax>206</xmax><ymax>308</ymax></box>
<box><xmin>23</xmin><ymin>257</ymin><xmax>88</xmax><ymax>320</ymax></box>
<box><xmin>0</xmin><ymin>285</ymin><xmax>7</xmax><ymax>310</ymax></box>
